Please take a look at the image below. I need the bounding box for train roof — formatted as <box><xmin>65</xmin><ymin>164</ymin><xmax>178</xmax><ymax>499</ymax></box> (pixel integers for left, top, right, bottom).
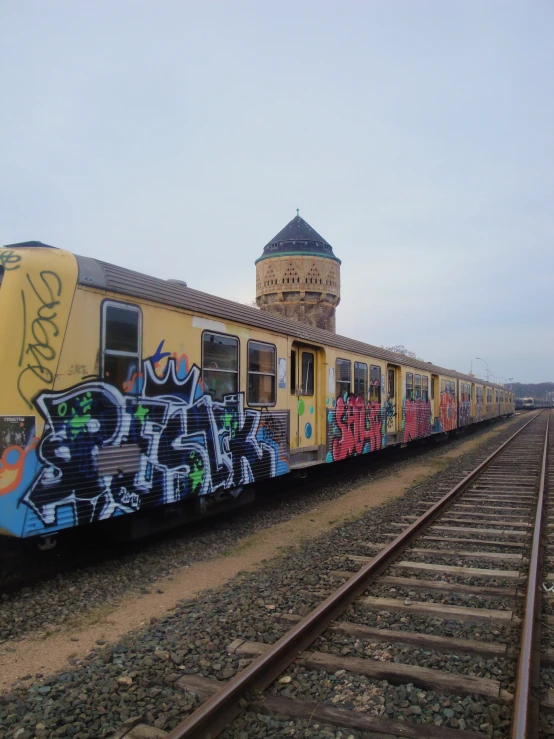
<box><xmin>2</xmin><ymin>242</ymin><xmax>507</xmax><ymax>391</ymax></box>
<box><xmin>74</xmin><ymin>253</ymin><xmax>507</xmax><ymax>390</ymax></box>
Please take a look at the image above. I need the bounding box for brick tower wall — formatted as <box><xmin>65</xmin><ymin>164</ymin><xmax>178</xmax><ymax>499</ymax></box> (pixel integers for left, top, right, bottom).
<box><xmin>255</xmin><ymin>254</ymin><xmax>340</xmax><ymax>333</ymax></box>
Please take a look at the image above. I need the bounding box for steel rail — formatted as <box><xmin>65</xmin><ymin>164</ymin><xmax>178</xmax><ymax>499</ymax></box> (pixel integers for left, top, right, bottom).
<box><xmin>165</xmin><ymin>414</ymin><xmax>540</xmax><ymax>739</ymax></box>
<box><xmin>511</xmin><ymin>411</ymin><xmax>550</xmax><ymax>738</ymax></box>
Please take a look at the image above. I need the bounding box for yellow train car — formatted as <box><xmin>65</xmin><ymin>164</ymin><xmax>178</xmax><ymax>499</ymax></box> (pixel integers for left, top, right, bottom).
<box><xmin>0</xmin><ymin>242</ymin><xmax>514</xmax><ymax>542</ymax></box>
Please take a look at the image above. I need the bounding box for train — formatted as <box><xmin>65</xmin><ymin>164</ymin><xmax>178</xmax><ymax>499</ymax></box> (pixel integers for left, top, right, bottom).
<box><xmin>0</xmin><ymin>241</ymin><xmax>514</xmax><ymax>546</ymax></box>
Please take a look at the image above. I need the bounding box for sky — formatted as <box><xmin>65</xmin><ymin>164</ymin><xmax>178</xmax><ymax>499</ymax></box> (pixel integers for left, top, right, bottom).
<box><xmin>1</xmin><ymin>1</ymin><xmax>552</xmax><ymax>384</ymax></box>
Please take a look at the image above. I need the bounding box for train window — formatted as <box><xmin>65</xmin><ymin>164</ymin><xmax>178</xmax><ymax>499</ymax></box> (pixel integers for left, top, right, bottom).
<box><xmin>202</xmin><ymin>332</ymin><xmax>239</xmax><ymax>401</ymax></box>
<box><xmin>430</xmin><ymin>377</ymin><xmax>435</xmax><ymax>400</ymax></box>
<box><xmin>354</xmin><ymin>362</ymin><xmax>367</xmax><ymax>397</ymax></box>
<box><xmin>301</xmin><ymin>352</ymin><xmax>314</xmax><ymax>396</ymax></box>
<box><xmin>406</xmin><ymin>372</ymin><xmax>414</xmax><ymax>401</ymax></box>
<box><xmin>422</xmin><ymin>376</ymin><xmax>429</xmax><ymax>402</ymax></box>
<box><xmin>336</xmin><ymin>358</ymin><xmax>351</xmax><ymax>397</ymax></box>
<box><xmin>414</xmin><ymin>374</ymin><xmax>422</xmax><ymax>400</ymax></box>
<box><xmin>290</xmin><ymin>350</ymin><xmax>297</xmax><ymax>394</ymax></box>
<box><xmin>370</xmin><ymin>365</ymin><xmax>381</xmax><ymax>404</ymax></box>
<box><xmin>388</xmin><ymin>368</ymin><xmax>395</xmax><ymax>398</ymax></box>
<box><xmin>102</xmin><ymin>301</ymin><xmax>142</xmax><ymax>393</ymax></box>
<box><xmin>441</xmin><ymin>379</ymin><xmax>446</xmax><ymax>393</ymax></box>
<box><xmin>248</xmin><ymin>341</ymin><xmax>276</xmax><ymax>406</ymax></box>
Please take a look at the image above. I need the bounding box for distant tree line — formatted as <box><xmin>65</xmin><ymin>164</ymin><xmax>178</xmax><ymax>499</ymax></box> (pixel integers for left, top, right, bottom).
<box><xmin>511</xmin><ymin>382</ymin><xmax>554</xmax><ymax>399</ymax></box>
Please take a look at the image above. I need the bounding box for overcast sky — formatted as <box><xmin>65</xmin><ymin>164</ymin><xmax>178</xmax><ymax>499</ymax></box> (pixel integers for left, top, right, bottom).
<box><xmin>2</xmin><ymin>1</ymin><xmax>552</xmax><ymax>384</ymax></box>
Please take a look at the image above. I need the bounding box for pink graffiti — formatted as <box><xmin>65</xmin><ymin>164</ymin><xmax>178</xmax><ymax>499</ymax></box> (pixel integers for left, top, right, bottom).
<box><xmin>404</xmin><ymin>399</ymin><xmax>432</xmax><ymax>442</ymax></box>
<box><xmin>440</xmin><ymin>392</ymin><xmax>457</xmax><ymax>432</ymax></box>
<box><xmin>332</xmin><ymin>395</ymin><xmax>382</xmax><ymax>461</ymax></box>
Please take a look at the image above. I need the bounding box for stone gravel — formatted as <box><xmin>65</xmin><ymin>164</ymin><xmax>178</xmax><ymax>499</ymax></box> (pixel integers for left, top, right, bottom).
<box><xmin>221</xmin><ymin>667</ymin><xmax>512</xmax><ymax>737</ymax></box>
<box><xmin>0</xmin><ymin>414</ymin><xmax>536</xmax><ymax>739</ymax></box>
<box><xmin>0</xmin><ymin>427</ymin><xmax>492</xmax><ymax>645</ymax></box>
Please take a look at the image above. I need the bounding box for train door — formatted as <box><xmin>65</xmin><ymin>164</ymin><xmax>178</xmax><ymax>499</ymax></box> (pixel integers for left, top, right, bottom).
<box><xmin>386</xmin><ymin>364</ymin><xmax>400</xmax><ymax>436</ymax></box>
<box><xmin>431</xmin><ymin>373</ymin><xmax>440</xmax><ymax>427</ymax></box>
<box><xmin>290</xmin><ymin>342</ymin><xmax>321</xmax><ymax>458</ymax></box>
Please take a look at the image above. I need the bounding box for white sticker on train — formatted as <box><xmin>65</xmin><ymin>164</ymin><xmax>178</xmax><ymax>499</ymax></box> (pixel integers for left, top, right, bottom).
<box><xmin>192</xmin><ymin>317</ymin><xmax>227</xmax><ymax>332</ymax></box>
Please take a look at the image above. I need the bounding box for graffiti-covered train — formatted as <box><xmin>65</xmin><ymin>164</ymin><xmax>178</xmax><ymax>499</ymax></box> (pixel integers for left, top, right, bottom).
<box><xmin>0</xmin><ymin>242</ymin><xmax>514</xmax><ymax>546</ymax></box>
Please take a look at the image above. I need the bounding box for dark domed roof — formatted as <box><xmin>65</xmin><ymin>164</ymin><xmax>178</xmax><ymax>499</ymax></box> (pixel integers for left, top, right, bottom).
<box><xmin>256</xmin><ymin>214</ymin><xmax>341</xmax><ymax>264</ymax></box>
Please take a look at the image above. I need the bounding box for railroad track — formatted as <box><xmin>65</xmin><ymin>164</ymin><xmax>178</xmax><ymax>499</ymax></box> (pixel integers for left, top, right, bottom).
<box><xmin>110</xmin><ymin>411</ymin><xmax>551</xmax><ymax>739</ymax></box>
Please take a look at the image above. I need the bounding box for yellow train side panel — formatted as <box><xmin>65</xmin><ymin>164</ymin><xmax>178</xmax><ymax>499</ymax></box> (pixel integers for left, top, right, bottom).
<box><xmin>0</xmin><ymin>247</ymin><xmax>78</xmax><ymax>536</ymax></box>
<box><xmin>10</xmin><ymin>285</ymin><xmax>290</xmax><ymax>538</ymax></box>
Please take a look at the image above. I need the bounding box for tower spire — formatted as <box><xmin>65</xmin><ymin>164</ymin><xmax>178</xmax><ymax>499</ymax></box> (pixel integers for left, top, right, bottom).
<box><xmin>255</xmin><ymin>213</ymin><xmax>341</xmax><ymax>333</ymax></box>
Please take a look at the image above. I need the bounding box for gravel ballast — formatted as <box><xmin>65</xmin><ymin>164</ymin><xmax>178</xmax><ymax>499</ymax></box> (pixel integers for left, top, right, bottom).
<box><xmin>0</xmin><ymin>414</ymin><xmax>537</xmax><ymax>739</ymax></box>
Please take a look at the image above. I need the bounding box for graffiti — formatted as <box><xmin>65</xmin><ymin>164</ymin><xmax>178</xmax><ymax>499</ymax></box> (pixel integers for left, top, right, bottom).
<box><xmin>258</xmin><ymin>414</ymin><xmax>288</xmax><ymax>447</ymax></box>
<box><xmin>17</xmin><ymin>271</ymin><xmax>62</xmax><ymax>409</ymax></box>
<box><xmin>458</xmin><ymin>400</ymin><xmax>471</xmax><ymax>427</ymax></box>
<box><xmin>403</xmin><ymin>398</ymin><xmax>432</xmax><ymax>442</ymax></box>
<box><xmin>21</xmin><ymin>355</ymin><xmax>289</xmax><ymax>533</ymax></box>
<box><xmin>67</xmin><ymin>364</ymin><xmax>90</xmax><ymax>377</ymax></box>
<box><xmin>0</xmin><ymin>417</ymin><xmax>37</xmax><ymax>495</ymax></box>
<box><xmin>439</xmin><ymin>390</ymin><xmax>457</xmax><ymax>432</ymax></box>
<box><xmin>326</xmin><ymin>394</ymin><xmax>383</xmax><ymax>462</ymax></box>
<box><xmin>0</xmin><ymin>249</ymin><xmax>21</xmax><ymax>271</ymax></box>
<box><xmin>386</xmin><ymin>398</ymin><xmax>395</xmax><ymax>430</ymax></box>
<box><xmin>475</xmin><ymin>400</ymin><xmax>484</xmax><ymax>423</ymax></box>
<box><xmin>151</xmin><ymin>340</ymin><xmax>171</xmax><ymax>367</ymax></box>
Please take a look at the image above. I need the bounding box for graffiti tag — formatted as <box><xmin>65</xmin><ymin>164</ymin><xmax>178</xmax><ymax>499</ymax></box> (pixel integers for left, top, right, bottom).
<box><xmin>403</xmin><ymin>398</ymin><xmax>432</xmax><ymax>442</ymax></box>
<box><xmin>0</xmin><ymin>249</ymin><xmax>21</xmax><ymax>271</ymax></box>
<box><xmin>17</xmin><ymin>271</ymin><xmax>62</xmax><ymax>408</ymax></box>
<box><xmin>439</xmin><ymin>390</ymin><xmax>457</xmax><ymax>432</ymax></box>
<box><xmin>327</xmin><ymin>394</ymin><xmax>383</xmax><ymax>462</ymax></box>
<box><xmin>22</xmin><ymin>356</ymin><xmax>289</xmax><ymax>531</ymax></box>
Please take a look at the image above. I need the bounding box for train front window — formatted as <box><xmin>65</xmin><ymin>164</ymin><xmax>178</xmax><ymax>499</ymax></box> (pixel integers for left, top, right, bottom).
<box><xmin>335</xmin><ymin>358</ymin><xmax>351</xmax><ymax>397</ymax></box>
<box><xmin>354</xmin><ymin>362</ymin><xmax>367</xmax><ymax>398</ymax></box>
<box><xmin>248</xmin><ymin>341</ymin><xmax>276</xmax><ymax>406</ymax></box>
<box><xmin>202</xmin><ymin>332</ymin><xmax>239</xmax><ymax>401</ymax></box>
<box><xmin>102</xmin><ymin>302</ymin><xmax>142</xmax><ymax>393</ymax></box>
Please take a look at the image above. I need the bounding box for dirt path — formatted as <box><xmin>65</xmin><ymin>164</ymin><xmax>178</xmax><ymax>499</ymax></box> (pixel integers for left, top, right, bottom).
<box><xmin>0</xmin><ymin>417</ymin><xmax>521</xmax><ymax>691</ymax></box>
